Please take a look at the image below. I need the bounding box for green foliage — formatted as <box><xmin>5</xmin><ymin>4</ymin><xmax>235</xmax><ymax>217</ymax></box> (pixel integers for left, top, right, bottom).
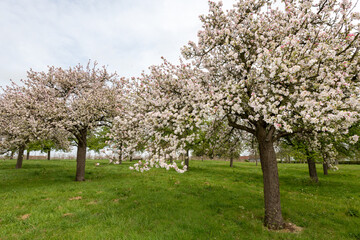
<box><xmin>87</xmin><ymin>127</ymin><xmax>110</xmax><ymax>153</ymax></box>
<box><xmin>338</xmin><ymin>122</ymin><xmax>360</xmax><ymax>159</ymax></box>
<box><xmin>278</xmin><ymin>136</ymin><xmax>323</xmax><ymax>163</ymax></box>
<box><xmin>26</xmin><ymin>141</ymin><xmax>43</xmax><ymax>152</ymax></box>
<box><xmin>192</xmin><ymin>126</ymin><xmax>211</xmax><ymax>157</ymax></box>
<box><xmin>192</xmin><ymin>120</ymin><xmax>243</xmax><ymax>158</ymax></box>
<box><xmin>0</xmin><ymin>160</ymin><xmax>359</xmax><ymax>239</ymax></box>
<box><xmin>26</xmin><ymin>139</ymin><xmax>68</xmax><ymax>154</ymax></box>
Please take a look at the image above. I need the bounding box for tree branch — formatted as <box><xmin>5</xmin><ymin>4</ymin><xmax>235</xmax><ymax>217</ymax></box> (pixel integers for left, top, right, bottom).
<box><xmin>227</xmin><ymin>115</ymin><xmax>255</xmax><ymax>134</ymax></box>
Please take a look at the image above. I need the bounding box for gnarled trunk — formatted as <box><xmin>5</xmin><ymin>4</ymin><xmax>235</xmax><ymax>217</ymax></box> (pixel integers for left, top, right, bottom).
<box><xmin>75</xmin><ymin>128</ymin><xmax>87</xmax><ymax>181</ymax></box>
<box><xmin>16</xmin><ymin>145</ymin><xmax>25</xmax><ymax>169</ymax></box>
<box><xmin>256</xmin><ymin>125</ymin><xmax>284</xmax><ymax>230</ymax></box>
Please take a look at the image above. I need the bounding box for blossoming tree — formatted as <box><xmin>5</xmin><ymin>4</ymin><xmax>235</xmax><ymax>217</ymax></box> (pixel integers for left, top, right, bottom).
<box><xmin>0</xmin><ymin>83</ymin><xmax>41</xmax><ymax>168</ymax></box>
<box><xmin>24</xmin><ymin>62</ymin><xmax>119</xmax><ymax>181</ymax></box>
<box><xmin>0</xmin><ymin>82</ymin><xmax>68</xmax><ymax>168</ymax></box>
<box><xmin>179</xmin><ymin>0</ymin><xmax>360</xmax><ymax>229</ymax></box>
<box><xmin>110</xmin><ymin>59</ymin><xmax>204</xmax><ymax>172</ymax></box>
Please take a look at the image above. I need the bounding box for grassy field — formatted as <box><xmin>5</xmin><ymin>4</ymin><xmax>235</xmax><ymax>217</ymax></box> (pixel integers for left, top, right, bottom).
<box><xmin>0</xmin><ymin>159</ymin><xmax>359</xmax><ymax>240</ymax></box>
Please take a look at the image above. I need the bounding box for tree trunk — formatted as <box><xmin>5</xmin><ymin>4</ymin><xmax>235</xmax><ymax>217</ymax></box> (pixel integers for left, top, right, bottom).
<box><xmin>118</xmin><ymin>142</ymin><xmax>122</xmax><ymax>164</ymax></box>
<box><xmin>10</xmin><ymin>150</ymin><xmax>15</xmax><ymax>160</ymax></box>
<box><xmin>323</xmin><ymin>161</ymin><xmax>328</xmax><ymax>175</ymax></box>
<box><xmin>254</xmin><ymin>145</ymin><xmax>258</xmax><ymax>166</ymax></box>
<box><xmin>306</xmin><ymin>154</ymin><xmax>318</xmax><ymax>183</ymax></box>
<box><xmin>16</xmin><ymin>145</ymin><xmax>25</xmax><ymax>169</ymax></box>
<box><xmin>75</xmin><ymin>129</ymin><xmax>87</xmax><ymax>181</ymax></box>
<box><xmin>256</xmin><ymin>125</ymin><xmax>284</xmax><ymax>230</ymax></box>
<box><xmin>26</xmin><ymin>150</ymin><xmax>30</xmax><ymax>160</ymax></box>
<box><xmin>185</xmin><ymin>149</ymin><xmax>189</xmax><ymax>169</ymax></box>
<box><xmin>230</xmin><ymin>149</ymin><xmax>234</xmax><ymax>167</ymax></box>
<box><xmin>170</xmin><ymin>155</ymin><xmax>173</xmax><ymax>164</ymax></box>
<box><xmin>47</xmin><ymin>150</ymin><xmax>51</xmax><ymax>160</ymax></box>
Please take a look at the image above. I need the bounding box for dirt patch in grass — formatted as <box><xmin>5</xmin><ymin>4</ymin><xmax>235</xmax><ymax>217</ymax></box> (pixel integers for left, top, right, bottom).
<box><xmin>69</xmin><ymin>196</ymin><xmax>82</xmax><ymax>200</ymax></box>
<box><xmin>19</xmin><ymin>214</ymin><xmax>31</xmax><ymax>220</ymax></box>
<box><xmin>86</xmin><ymin>201</ymin><xmax>98</xmax><ymax>205</ymax></box>
<box><xmin>278</xmin><ymin>222</ymin><xmax>303</xmax><ymax>233</ymax></box>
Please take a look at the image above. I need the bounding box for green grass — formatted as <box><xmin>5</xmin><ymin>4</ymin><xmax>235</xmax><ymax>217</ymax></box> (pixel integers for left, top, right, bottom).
<box><xmin>0</xmin><ymin>159</ymin><xmax>359</xmax><ymax>240</ymax></box>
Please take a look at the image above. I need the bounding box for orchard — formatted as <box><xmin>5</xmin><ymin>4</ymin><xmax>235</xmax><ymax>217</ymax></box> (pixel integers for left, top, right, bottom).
<box><xmin>1</xmin><ymin>0</ymin><xmax>360</xmax><ymax>233</ymax></box>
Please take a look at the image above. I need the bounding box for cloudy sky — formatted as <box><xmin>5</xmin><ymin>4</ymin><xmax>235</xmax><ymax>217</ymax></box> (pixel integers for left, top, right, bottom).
<box><xmin>0</xmin><ymin>0</ymin><xmax>237</xmax><ymax>88</ymax></box>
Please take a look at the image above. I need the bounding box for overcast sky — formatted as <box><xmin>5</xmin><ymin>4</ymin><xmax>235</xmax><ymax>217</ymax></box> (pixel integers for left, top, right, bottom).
<box><xmin>0</xmin><ymin>0</ymin><xmax>237</xmax><ymax>88</ymax></box>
